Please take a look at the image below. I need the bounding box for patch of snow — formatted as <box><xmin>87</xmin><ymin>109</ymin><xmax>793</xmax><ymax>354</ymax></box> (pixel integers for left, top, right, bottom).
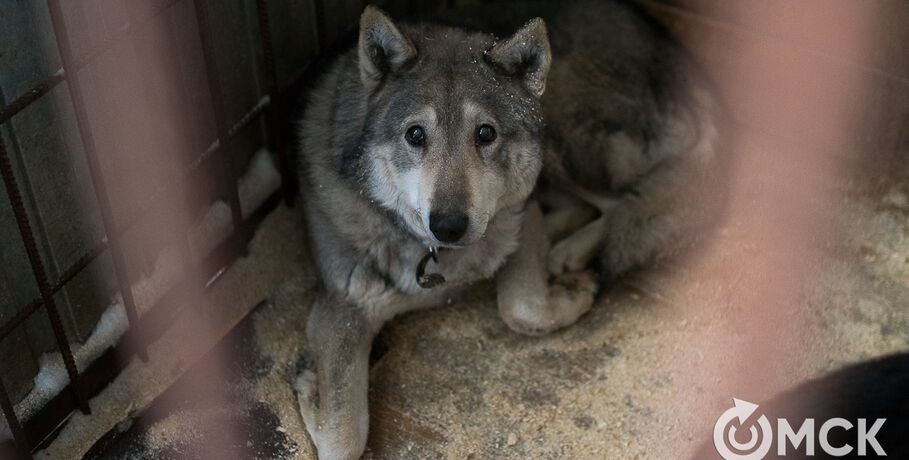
<box><xmin>240</xmin><ymin>148</ymin><xmax>282</xmax><ymax>217</ymax></box>
<box><xmin>191</xmin><ymin>148</ymin><xmax>282</xmax><ymax>258</ymax></box>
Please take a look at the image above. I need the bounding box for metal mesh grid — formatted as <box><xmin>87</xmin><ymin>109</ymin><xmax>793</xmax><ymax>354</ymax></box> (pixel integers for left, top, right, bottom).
<box><xmin>0</xmin><ymin>0</ymin><xmax>327</xmax><ymax>456</ymax></box>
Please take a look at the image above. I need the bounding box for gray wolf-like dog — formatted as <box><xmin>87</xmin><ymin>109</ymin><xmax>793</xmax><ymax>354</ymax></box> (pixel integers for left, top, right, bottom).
<box><xmin>295</xmin><ymin>1</ymin><xmax>723</xmax><ymax>458</ymax></box>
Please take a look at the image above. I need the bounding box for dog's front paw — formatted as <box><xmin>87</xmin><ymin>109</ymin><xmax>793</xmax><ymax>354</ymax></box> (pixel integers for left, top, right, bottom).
<box><xmin>294</xmin><ymin>369</ymin><xmax>320</xmax><ymax>439</ymax></box>
<box><xmin>499</xmin><ymin>270</ymin><xmax>598</xmax><ymax>336</ymax></box>
<box><xmin>294</xmin><ymin>369</ymin><xmax>368</xmax><ymax>460</ymax></box>
<box><xmin>500</xmin><ymin>295</ymin><xmax>555</xmax><ymax>336</ymax></box>
<box><xmin>550</xmin><ymin>270</ymin><xmax>598</xmax><ymax>308</ymax></box>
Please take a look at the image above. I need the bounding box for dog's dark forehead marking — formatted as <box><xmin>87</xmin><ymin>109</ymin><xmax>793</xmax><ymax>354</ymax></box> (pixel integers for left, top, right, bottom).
<box><xmin>378</xmin><ymin>26</ymin><xmax>541</xmax><ymax>130</ymax></box>
<box><xmin>361</xmin><ymin>23</ymin><xmax>545</xmax><ymax>175</ymax></box>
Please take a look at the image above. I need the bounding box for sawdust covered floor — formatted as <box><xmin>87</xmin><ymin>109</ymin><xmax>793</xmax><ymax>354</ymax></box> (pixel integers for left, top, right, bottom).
<box><xmin>81</xmin><ymin>312</ymin><xmax>300</xmax><ymax>460</ymax></box>
<box><xmin>76</xmin><ymin>129</ymin><xmax>909</xmax><ymax>459</ymax></box>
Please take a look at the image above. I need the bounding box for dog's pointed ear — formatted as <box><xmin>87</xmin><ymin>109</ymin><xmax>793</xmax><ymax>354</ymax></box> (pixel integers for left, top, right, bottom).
<box><xmin>485</xmin><ymin>18</ymin><xmax>552</xmax><ymax>97</ymax></box>
<box><xmin>358</xmin><ymin>6</ymin><xmax>416</xmax><ymax>89</ymax></box>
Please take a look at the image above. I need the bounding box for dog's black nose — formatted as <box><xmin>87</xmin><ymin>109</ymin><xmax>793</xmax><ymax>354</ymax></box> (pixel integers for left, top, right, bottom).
<box><xmin>429</xmin><ymin>212</ymin><xmax>468</xmax><ymax>243</ymax></box>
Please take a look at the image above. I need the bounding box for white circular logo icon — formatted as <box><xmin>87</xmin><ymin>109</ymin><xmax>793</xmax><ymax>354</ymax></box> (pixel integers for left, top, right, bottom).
<box><xmin>713</xmin><ymin>399</ymin><xmax>773</xmax><ymax>460</ymax></box>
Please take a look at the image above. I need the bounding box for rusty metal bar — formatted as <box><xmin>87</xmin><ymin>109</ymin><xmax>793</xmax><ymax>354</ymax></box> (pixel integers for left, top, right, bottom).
<box><xmin>0</xmin><ymin>72</ymin><xmax>64</xmax><ymax>125</ymax></box>
<box><xmin>0</xmin><ymin>377</ymin><xmax>30</xmax><ymax>459</ymax></box>
<box><xmin>0</xmin><ymin>135</ymin><xmax>89</xmax><ymax>417</ymax></box>
<box><xmin>1</xmin><ymin>240</ymin><xmax>107</xmax><ymax>340</ymax></box>
<box><xmin>191</xmin><ymin>0</ymin><xmax>245</xmax><ymax>243</ymax></box>
<box><xmin>0</xmin><ymin>301</ymin><xmax>42</xmax><ymax>343</ymax></box>
<box><xmin>254</xmin><ymin>0</ymin><xmax>293</xmax><ymax>204</ymax></box>
<box><xmin>253</xmin><ymin>0</ymin><xmax>278</xmax><ymax>118</ymax></box>
<box><xmin>0</xmin><ymin>0</ymin><xmax>181</xmax><ymax>126</ymax></box>
<box><xmin>45</xmin><ymin>0</ymin><xmax>148</xmax><ymax>362</ymax></box>
<box><xmin>226</xmin><ymin>95</ymin><xmax>271</xmax><ymax>140</ymax></box>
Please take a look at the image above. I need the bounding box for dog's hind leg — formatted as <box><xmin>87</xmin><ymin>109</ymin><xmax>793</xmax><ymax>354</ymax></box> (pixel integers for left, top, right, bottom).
<box><xmin>496</xmin><ymin>200</ymin><xmax>597</xmax><ymax>336</ymax></box>
<box><xmin>295</xmin><ymin>292</ymin><xmax>375</xmax><ymax>460</ymax></box>
<box><xmin>598</xmin><ymin>154</ymin><xmax>717</xmax><ymax>282</ymax></box>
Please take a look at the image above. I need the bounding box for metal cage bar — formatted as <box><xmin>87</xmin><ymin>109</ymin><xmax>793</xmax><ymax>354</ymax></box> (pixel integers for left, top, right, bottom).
<box><xmin>254</xmin><ymin>0</ymin><xmax>293</xmax><ymax>205</ymax></box>
<box><xmin>0</xmin><ymin>240</ymin><xmax>107</xmax><ymax>340</ymax></box>
<box><xmin>45</xmin><ymin>0</ymin><xmax>149</xmax><ymax>362</ymax></box>
<box><xmin>0</xmin><ymin>0</ymin><xmax>181</xmax><ymax>126</ymax></box>
<box><xmin>0</xmin><ymin>89</ymin><xmax>272</xmax><ymax>346</ymax></box>
<box><xmin>0</xmin><ymin>135</ymin><xmax>89</xmax><ymax>456</ymax></box>
<box><xmin>0</xmin><ymin>73</ymin><xmax>64</xmax><ymax>126</ymax></box>
<box><xmin>191</xmin><ymin>0</ymin><xmax>245</xmax><ymax>243</ymax></box>
<box><xmin>0</xmin><ymin>377</ymin><xmax>29</xmax><ymax>459</ymax></box>
<box><xmin>0</xmin><ymin>0</ymin><xmax>376</xmax><ymax>454</ymax></box>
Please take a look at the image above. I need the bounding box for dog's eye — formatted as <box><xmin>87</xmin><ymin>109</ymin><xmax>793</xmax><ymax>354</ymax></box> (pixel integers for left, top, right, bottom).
<box><xmin>405</xmin><ymin>125</ymin><xmax>426</xmax><ymax>147</ymax></box>
<box><xmin>476</xmin><ymin>124</ymin><xmax>497</xmax><ymax>145</ymax></box>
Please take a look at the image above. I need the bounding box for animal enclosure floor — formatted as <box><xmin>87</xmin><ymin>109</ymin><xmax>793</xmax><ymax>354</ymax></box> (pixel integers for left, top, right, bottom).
<box><xmin>13</xmin><ymin>0</ymin><xmax>904</xmax><ymax>457</ymax></box>
<box><xmin>76</xmin><ymin>128</ymin><xmax>909</xmax><ymax>459</ymax></box>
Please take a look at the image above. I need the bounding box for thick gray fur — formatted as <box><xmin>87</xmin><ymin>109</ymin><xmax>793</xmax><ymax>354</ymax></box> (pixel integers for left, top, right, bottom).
<box><xmin>295</xmin><ymin>2</ymin><xmax>724</xmax><ymax>458</ymax></box>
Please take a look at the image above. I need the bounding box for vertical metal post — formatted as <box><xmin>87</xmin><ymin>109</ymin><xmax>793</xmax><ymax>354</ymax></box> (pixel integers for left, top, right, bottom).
<box><xmin>192</xmin><ymin>0</ymin><xmax>246</xmax><ymax>245</ymax></box>
<box><xmin>45</xmin><ymin>0</ymin><xmax>148</xmax><ymax>361</ymax></box>
<box><xmin>0</xmin><ymin>137</ymin><xmax>90</xmax><ymax>417</ymax></box>
<box><xmin>0</xmin><ymin>355</ymin><xmax>31</xmax><ymax>459</ymax></box>
<box><xmin>253</xmin><ymin>0</ymin><xmax>294</xmax><ymax>205</ymax></box>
